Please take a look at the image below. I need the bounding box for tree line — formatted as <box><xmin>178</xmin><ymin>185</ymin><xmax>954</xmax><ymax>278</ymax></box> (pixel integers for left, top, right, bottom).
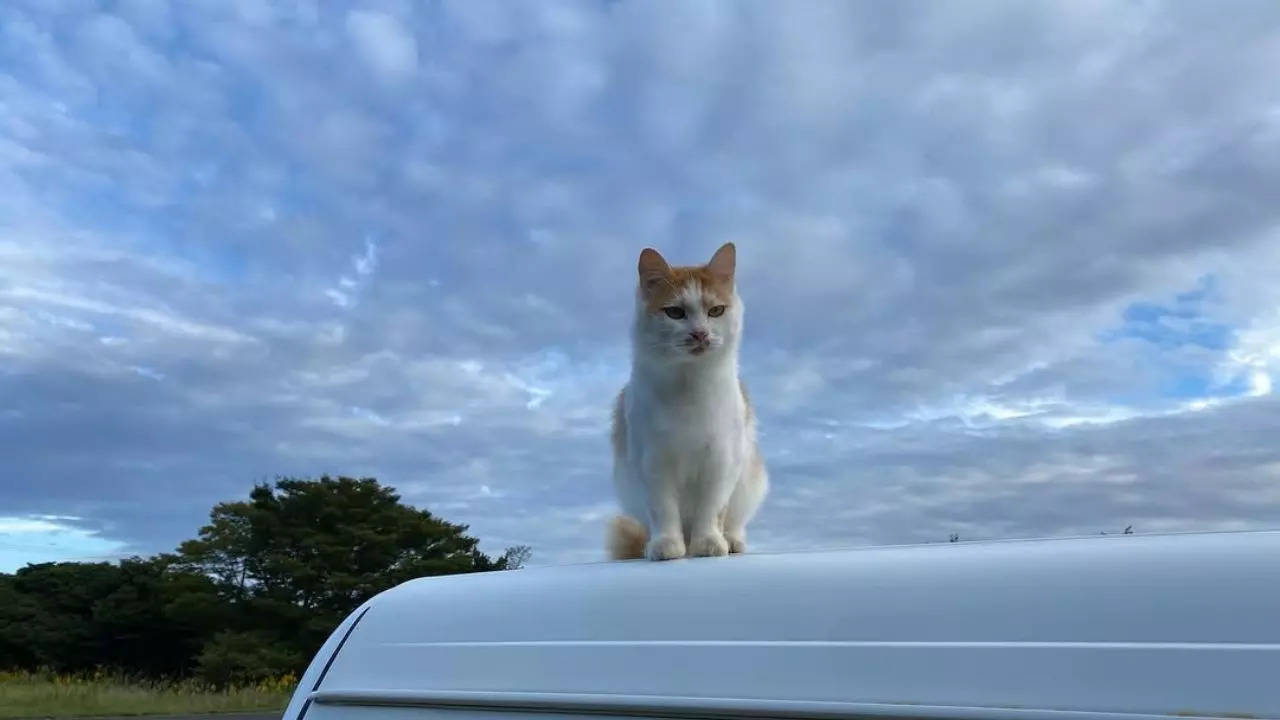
<box><xmin>0</xmin><ymin>476</ymin><xmax>529</xmax><ymax>686</ymax></box>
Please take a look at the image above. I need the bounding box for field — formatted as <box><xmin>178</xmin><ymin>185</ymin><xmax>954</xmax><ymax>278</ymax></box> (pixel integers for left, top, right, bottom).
<box><xmin>0</xmin><ymin>670</ymin><xmax>293</xmax><ymax>718</ymax></box>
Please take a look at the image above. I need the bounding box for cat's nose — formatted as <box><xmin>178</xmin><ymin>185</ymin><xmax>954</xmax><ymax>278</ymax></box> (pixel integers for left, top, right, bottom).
<box><xmin>690</xmin><ymin>329</ymin><xmax>709</xmax><ymax>343</ymax></box>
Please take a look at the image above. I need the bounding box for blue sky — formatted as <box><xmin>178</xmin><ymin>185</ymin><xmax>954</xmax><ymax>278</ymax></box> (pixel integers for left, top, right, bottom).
<box><xmin>2</xmin><ymin>0</ymin><xmax>1279</xmax><ymax>570</ymax></box>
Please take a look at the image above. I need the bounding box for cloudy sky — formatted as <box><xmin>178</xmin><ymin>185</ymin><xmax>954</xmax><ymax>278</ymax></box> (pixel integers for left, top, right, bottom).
<box><xmin>2</xmin><ymin>0</ymin><xmax>1279</xmax><ymax>571</ymax></box>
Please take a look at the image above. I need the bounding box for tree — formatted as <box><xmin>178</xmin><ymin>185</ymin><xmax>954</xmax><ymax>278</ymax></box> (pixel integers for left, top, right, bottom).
<box><xmin>501</xmin><ymin>544</ymin><xmax>533</xmax><ymax>570</ymax></box>
<box><xmin>0</xmin><ymin>573</ymin><xmax>42</xmax><ymax>669</ymax></box>
<box><xmin>194</xmin><ymin>630</ymin><xmax>305</xmax><ymax>688</ymax></box>
<box><xmin>177</xmin><ymin>476</ymin><xmax>515</xmax><ymax>663</ymax></box>
<box><xmin>93</xmin><ymin>556</ymin><xmax>231</xmax><ymax>677</ymax></box>
<box><xmin>3</xmin><ymin>561</ymin><xmax>126</xmax><ymax>672</ymax></box>
<box><xmin>0</xmin><ymin>475</ymin><xmax>520</xmax><ymax>679</ymax></box>
<box><xmin>0</xmin><ymin>557</ymin><xmax>231</xmax><ymax>677</ymax></box>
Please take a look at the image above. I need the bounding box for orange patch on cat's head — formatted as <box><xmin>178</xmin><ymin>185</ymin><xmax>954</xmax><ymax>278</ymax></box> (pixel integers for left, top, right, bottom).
<box><xmin>637</xmin><ymin>243</ymin><xmax>736</xmax><ymax>313</ymax></box>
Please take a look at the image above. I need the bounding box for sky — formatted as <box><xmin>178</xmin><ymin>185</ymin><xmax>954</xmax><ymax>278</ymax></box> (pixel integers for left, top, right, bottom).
<box><xmin>2</xmin><ymin>0</ymin><xmax>1279</xmax><ymax>571</ymax></box>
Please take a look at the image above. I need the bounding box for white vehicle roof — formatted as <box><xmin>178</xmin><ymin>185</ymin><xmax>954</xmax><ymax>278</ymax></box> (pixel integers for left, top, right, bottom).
<box><xmin>286</xmin><ymin>530</ymin><xmax>1280</xmax><ymax>720</ymax></box>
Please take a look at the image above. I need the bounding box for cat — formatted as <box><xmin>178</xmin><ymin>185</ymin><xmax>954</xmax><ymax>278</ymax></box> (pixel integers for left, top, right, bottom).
<box><xmin>608</xmin><ymin>242</ymin><xmax>768</xmax><ymax>561</ymax></box>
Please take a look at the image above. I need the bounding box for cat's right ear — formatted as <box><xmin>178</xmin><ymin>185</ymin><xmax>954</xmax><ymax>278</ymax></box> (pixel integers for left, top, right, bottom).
<box><xmin>638</xmin><ymin>248</ymin><xmax>671</xmax><ymax>293</ymax></box>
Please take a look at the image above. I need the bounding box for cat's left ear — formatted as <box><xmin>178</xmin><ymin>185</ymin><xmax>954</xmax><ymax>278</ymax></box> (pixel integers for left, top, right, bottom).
<box><xmin>707</xmin><ymin>242</ymin><xmax>736</xmax><ymax>281</ymax></box>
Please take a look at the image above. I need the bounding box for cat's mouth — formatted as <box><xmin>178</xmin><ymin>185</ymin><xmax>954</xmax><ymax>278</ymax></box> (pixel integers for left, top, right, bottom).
<box><xmin>684</xmin><ymin>340</ymin><xmax>712</xmax><ymax>355</ymax></box>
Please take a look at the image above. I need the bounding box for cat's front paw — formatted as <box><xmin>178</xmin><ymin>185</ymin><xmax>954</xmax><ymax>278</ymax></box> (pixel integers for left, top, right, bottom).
<box><xmin>646</xmin><ymin>534</ymin><xmax>686</xmax><ymax>561</ymax></box>
<box><xmin>726</xmin><ymin>533</ymin><xmax>747</xmax><ymax>554</ymax></box>
<box><xmin>688</xmin><ymin>532</ymin><xmax>729</xmax><ymax>558</ymax></box>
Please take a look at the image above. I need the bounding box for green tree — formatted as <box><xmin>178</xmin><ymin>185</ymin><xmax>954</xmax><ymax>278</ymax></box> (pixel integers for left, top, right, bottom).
<box><xmin>194</xmin><ymin>630</ymin><xmax>306</xmax><ymax>688</ymax></box>
<box><xmin>0</xmin><ymin>557</ymin><xmax>231</xmax><ymax>677</ymax></box>
<box><xmin>0</xmin><ymin>476</ymin><xmax>525</xmax><ymax>679</ymax></box>
<box><xmin>0</xmin><ymin>573</ymin><xmax>42</xmax><ymax>669</ymax></box>
<box><xmin>93</xmin><ymin>556</ymin><xmax>231</xmax><ymax>676</ymax></box>
<box><xmin>176</xmin><ymin>476</ymin><xmax>521</xmax><ymax>663</ymax></box>
<box><xmin>3</xmin><ymin>561</ymin><xmax>125</xmax><ymax>672</ymax></box>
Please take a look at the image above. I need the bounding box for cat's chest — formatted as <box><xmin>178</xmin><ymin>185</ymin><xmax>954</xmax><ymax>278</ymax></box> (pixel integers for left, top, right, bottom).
<box><xmin>634</xmin><ymin>389</ymin><xmax>741</xmax><ymax>440</ymax></box>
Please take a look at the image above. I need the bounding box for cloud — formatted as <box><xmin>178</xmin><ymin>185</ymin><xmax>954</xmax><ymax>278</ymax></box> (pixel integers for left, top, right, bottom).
<box><xmin>346</xmin><ymin>10</ymin><xmax>419</xmax><ymax>84</ymax></box>
<box><xmin>2</xmin><ymin>285</ymin><xmax>254</xmax><ymax>345</ymax></box>
<box><xmin>0</xmin><ymin>515</ymin><xmax>131</xmax><ymax>572</ymax></box>
<box><xmin>0</xmin><ymin>1</ymin><xmax>1278</xmax><ymax>568</ymax></box>
<box><xmin>326</xmin><ymin>238</ymin><xmax>380</xmax><ymax>308</ymax></box>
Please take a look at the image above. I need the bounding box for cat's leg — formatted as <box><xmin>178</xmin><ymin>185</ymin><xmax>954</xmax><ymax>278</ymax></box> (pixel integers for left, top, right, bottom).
<box><xmin>688</xmin><ymin>521</ymin><xmax>730</xmax><ymax>557</ymax></box>
<box><xmin>645</xmin><ymin>492</ymin><xmax>685</xmax><ymax>560</ymax></box>
<box><xmin>723</xmin><ymin>451</ymin><xmax>768</xmax><ymax>554</ymax></box>
<box><xmin>687</xmin><ymin>452</ymin><xmax>737</xmax><ymax>558</ymax></box>
<box><xmin>641</xmin><ymin>457</ymin><xmax>686</xmax><ymax>561</ymax></box>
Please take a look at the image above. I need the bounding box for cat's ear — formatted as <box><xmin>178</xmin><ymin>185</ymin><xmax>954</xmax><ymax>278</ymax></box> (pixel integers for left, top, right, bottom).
<box><xmin>706</xmin><ymin>242</ymin><xmax>736</xmax><ymax>281</ymax></box>
<box><xmin>638</xmin><ymin>248</ymin><xmax>671</xmax><ymax>292</ymax></box>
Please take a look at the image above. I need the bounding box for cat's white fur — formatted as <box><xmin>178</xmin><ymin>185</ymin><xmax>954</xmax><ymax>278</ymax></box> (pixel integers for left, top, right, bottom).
<box><xmin>609</xmin><ymin>243</ymin><xmax>768</xmax><ymax>561</ymax></box>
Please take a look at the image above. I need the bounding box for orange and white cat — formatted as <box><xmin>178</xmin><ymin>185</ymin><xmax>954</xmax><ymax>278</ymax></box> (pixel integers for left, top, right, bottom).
<box><xmin>608</xmin><ymin>242</ymin><xmax>768</xmax><ymax>561</ymax></box>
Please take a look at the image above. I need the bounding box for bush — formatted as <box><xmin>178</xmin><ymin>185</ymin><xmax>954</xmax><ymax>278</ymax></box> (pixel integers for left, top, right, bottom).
<box><xmin>194</xmin><ymin>631</ymin><xmax>305</xmax><ymax>689</ymax></box>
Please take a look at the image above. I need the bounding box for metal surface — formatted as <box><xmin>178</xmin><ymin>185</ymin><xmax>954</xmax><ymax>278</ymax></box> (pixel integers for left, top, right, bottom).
<box><xmin>284</xmin><ymin>530</ymin><xmax>1280</xmax><ymax>719</ymax></box>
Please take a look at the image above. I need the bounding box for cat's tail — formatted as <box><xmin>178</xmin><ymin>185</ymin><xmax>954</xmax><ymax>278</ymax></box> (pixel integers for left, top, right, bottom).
<box><xmin>607</xmin><ymin>514</ymin><xmax>647</xmax><ymax>560</ymax></box>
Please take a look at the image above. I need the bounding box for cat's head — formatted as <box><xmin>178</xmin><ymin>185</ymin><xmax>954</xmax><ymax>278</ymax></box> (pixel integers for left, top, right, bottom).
<box><xmin>633</xmin><ymin>242</ymin><xmax>742</xmax><ymax>363</ymax></box>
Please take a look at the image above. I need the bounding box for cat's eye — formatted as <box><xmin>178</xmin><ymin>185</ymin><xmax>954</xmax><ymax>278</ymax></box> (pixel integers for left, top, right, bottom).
<box><xmin>708</xmin><ymin>305</ymin><xmax>726</xmax><ymax>318</ymax></box>
<box><xmin>663</xmin><ymin>306</ymin><xmax>686</xmax><ymax>320</ymax></box>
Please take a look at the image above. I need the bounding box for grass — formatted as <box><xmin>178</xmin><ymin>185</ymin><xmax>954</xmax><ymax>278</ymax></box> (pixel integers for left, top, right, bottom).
<box><xmin>0</xmin><ymin>670</ymin><xmax>294</xmax><ymax>718</ymax></box>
